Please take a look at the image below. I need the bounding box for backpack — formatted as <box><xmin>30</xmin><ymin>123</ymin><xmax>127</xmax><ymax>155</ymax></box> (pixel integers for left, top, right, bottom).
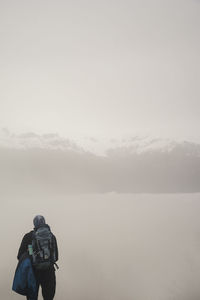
<box><xmin>31</xmin><ymin>226</ymin><xmax>56</xmax><ymax>270</ymax></box>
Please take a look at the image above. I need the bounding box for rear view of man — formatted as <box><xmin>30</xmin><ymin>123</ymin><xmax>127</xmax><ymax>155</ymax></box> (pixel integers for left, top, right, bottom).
<box><xmin>17</xmin><ymin>215</ymin><xmax>59</xmax><ymax>300</ymax></box>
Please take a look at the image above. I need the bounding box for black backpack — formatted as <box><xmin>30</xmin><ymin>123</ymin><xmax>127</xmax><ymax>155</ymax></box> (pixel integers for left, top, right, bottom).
<box><xmin>32</xmin><ymin>225</ymin><xmax>57</xmax><ymax>270</ymax></box>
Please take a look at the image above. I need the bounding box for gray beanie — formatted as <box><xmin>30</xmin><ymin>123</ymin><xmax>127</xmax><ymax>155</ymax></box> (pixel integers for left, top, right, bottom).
<box><xmin>33</xmin><ymin>215</ymin><xmax>46</xmax><ymax>229</ymax></box>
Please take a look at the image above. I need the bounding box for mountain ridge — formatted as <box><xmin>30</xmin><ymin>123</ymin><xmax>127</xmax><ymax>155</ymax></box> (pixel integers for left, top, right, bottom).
<box><xmin>0</xmin><ymin>128</ymin><xmax>200</xmax><ymax>193</ymax></box>
<box><xmin>1</xmin><ymin>128</ymin><xmax>200</xmax><ymax>157</ymax></box>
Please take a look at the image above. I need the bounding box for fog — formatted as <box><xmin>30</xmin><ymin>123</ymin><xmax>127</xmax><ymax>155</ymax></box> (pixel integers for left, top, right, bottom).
<box><xmin>2</xmin><ymin>192</ymin><xmax>200</xmax><ymax>300</ymax></box>
<box><xmin>1</xmin><ymin>0</ymin><xmax>200</xmax><ymax>141</ymax></box>
<box><xmin>1</xmin><ymin>0</ymin><xmax>199</xmax><ymax>298</ymax></box>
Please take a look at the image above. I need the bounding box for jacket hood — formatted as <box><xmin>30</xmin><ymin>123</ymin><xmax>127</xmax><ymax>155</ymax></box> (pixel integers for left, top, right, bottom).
<box><xmin>33</xmin><ymin>215</ymin><xmax>45</xmax><ymax>229</ymax></box>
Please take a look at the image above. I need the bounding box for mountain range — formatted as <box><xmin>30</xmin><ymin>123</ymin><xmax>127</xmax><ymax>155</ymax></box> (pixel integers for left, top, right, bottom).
<box><xmin>1</xmin><ymin>128</ymin><xmax>200</xmax><ymax>156</ymax></box>
<box><xmin>0</xmin><ymin>128</ymin><xmax>200</xmax><ymax>193</ymax></box>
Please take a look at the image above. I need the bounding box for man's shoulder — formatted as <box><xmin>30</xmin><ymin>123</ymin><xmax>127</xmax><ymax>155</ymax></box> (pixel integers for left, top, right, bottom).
<box><xmin>23</xmin><ymin>230</ymin><xmax>34</xmax><ymax>240</ymax></box>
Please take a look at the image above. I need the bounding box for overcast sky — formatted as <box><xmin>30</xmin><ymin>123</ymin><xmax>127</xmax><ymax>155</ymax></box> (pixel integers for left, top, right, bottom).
<box><xmin>0</xmin><ymin>0</ymin><xmax>199</xmax><ymax>141</ymax></box>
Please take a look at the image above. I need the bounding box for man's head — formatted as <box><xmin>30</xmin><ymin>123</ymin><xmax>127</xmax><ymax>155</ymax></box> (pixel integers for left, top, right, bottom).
<box><xmin>33</xmin><ymin>215</ymin><xmax>46</xmax><ymax>229</ymax></box>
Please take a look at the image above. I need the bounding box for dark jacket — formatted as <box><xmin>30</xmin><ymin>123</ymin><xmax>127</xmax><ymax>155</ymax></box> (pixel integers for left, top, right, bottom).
<box><xmin>12</xmin><ymin>252</ymin><xmax>38</xmax><ymax>300</ymax></box>
<box><xmin>17</xmin><ymin>224</ymin><xmax>59</xmax><ymax>264</ymax></box>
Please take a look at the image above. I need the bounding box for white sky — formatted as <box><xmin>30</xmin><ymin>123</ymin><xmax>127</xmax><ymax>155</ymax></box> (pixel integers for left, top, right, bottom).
<box><xmin>0</xmin><ymin>0</ymin><xmax>200</xmax><ymax>141</ymax></box>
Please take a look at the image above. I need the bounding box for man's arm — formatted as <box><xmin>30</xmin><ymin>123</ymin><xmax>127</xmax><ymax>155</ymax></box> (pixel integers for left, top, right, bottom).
<box><xmin>17</xmin><ymin>232</ymin><xmax>32</xmax><ymax>260</ymax></box>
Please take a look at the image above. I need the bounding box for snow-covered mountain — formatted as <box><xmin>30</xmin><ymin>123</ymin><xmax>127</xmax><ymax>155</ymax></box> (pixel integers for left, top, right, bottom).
<box><xmin>0</xmin><ymin>128</ymin><xmax>84</xmax><ymax>153</ymax></box>
<box><xmin>1</xmin><ymin>128</ymin><xmax>200</xmax><ymax>157</ymax></box>
<box><xmin>1</xmin><ymin>128</ymin><xmax>200</xmax><ymax>193</ymax></box>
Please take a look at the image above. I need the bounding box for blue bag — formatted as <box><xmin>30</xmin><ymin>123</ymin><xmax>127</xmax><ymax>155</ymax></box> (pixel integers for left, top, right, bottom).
<box><xmin>12</xmin><ymin>253</ymin><xmax>38</xmax><ymax>300</ymax></box>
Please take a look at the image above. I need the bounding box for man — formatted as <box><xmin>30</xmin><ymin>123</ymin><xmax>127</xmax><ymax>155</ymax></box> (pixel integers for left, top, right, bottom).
<box><xmin>17</xmin><ymin>215</ymin><xmax>58</xmax><ymax>300</ymax></box>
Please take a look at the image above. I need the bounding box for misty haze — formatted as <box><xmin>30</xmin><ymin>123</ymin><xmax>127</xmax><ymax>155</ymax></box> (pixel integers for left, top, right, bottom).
<box><xmin>1</xmin><ymin>0</ymin><xmax>200</xmax><ymax>299</ymax></box>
